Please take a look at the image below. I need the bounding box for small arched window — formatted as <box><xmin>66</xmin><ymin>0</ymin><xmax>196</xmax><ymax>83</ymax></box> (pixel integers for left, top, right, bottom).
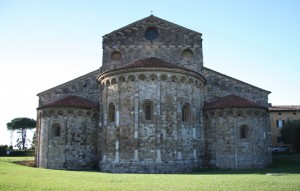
<box><xmin>182</xmin><ymin>103</ymin><xmax>191</xmax><ymax>123</ymax></box>
<box><xmin>111</xmin><ymin>51</ymin><xmax>122</xmax><ymax>62</ymax></box>
<box><xmin>240</xmin><ymin>125</ymin><xmax>249</xmax><ymax>139</ymax></box>
<box><xmin>52</xmin><ymin>123</ymin><xmax>61</xmax><ymax>137</ymax></box>
<box><xmin>143</xmin><ymin>100</ymin><xmax>153</xmax><ymax>121</ymax></box>
<box><xmin>108</xmin><ymin>103</ymin><xmax>115</xmax><ymax>123</ymax></box>
<box><xmin>181</xmin><ymin>49</ymin><xmax>193</xmax><ymax>60</ymax></box>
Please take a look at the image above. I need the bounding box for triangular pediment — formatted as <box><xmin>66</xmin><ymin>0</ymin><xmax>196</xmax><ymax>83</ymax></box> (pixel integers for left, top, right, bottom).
<box><xmin>102</xmin><ymin>15</ymin><xmax>203</xmax><ymax>73</ymax></box>
<box><xmin>102</xmin><ymin>15</ymin><xmax>202</xmax><ymax>47</ymax></box>
<box><xmin>105</xmin><ymin>15</ymin><xmax>201</xmax><ymax>37</ymax></box>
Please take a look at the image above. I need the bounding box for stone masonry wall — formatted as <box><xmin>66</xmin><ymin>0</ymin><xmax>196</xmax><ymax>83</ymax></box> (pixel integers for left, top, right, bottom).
<box><xmin>102</xmin><ymin>16</ymin><xmax>203</xmax><ymax>73</ymax></box>
<box><xmin>98</xmin><ymin>68</ymin><xmax>206</xmax><ymax>173</ymax></box>
<box><xmin>204</xmin><ymin>108</ymin><xmax>272</xmax><ymax>169</ymax></box>
<box><xmin>37</xmin><ymin>108</ymin><xmax>98</xmax><ymax>170</ymax></box>
<box><xmin>36</xmin><ymin>15</ymin><xmax>272</xmax><ymax>172</ymax></box>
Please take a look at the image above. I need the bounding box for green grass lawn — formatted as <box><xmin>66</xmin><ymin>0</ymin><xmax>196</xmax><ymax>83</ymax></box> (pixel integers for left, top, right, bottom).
<box><xmin>0</xmin><ymin>155</ymin><xmax>300</xmax><ymax>191</ymax></box>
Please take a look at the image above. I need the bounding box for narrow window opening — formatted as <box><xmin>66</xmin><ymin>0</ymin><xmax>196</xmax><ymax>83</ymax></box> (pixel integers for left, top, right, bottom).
<box><xmin>241</xmin><ymin>128</ymin><xmax>246</xmax><ymax>139</ymax></box>
<box><xmin>143</xmin><ymin>101</ymin><xmax>153</xmax><ymax>121</ymax></box>
<box><xmin>108</xmin><ymin>103</ymin><xmax>115</xmax><ymax>123</ymax></box>
<box><xmin>52</xmin><ymin>123</ymin><xmax>61</xmax><ymax>137</ymax></box>
<box><xmin>240</xmin><ymin>125</ymin><xmax>248</xmax><ymax>139</ymax></box>
<box><xmin>182</xmin><ymin>104</ymin><xmax>190</xmax><ymax>123</ymax></box>
<box><xmin>55</xmin><ymin>126</ymin><xmax>60</xmax><ymax>136</ymax></box>
<box><xmin>145</xmin><ymin>104</ymin><xmax>152</xmax><ymax>120</ymax></box>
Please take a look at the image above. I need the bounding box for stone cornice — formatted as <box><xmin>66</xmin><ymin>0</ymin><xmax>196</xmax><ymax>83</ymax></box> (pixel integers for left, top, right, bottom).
<box><xmin>97</xmin><ymin>67</ymin><xmax>207</xmax><ymax>85</ymax></box>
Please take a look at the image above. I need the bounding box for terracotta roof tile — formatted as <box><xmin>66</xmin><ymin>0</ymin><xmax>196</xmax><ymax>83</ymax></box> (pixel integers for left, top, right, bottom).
<box><xmin>203</xmin><ymin>95</ymin><xmax>266</xmax><ymax>110</ymax></box>
<box><xmin>38</xmin><ymin>96</ymin><xmax>98</xmax><ymax>109</ymax></box>
<box><xmin>269</xmin><ymin>105</ymin><xmax>300</xmax><ymax>111</ymax></box>
<box><xmin>120</xmin><ymin>57</ymin><xmax>185</xmax><ymax>70</ymax></box>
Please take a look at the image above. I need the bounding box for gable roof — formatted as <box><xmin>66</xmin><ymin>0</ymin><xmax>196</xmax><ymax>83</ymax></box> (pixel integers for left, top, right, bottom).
<box><xmin>203</xmin><ymin>95</ymin><xmax>266</xmax><ymax>110</ymax></box>
<box><xmin>37</xmin><ymin>69</ymin><xmax>100</xmax><ymax>96</ymax></box>
<box><xmin>203</xmin><ymin>67</ymin><xmax>271</xmax><ymax>94</ymax></box>
<box><xmin>37</xmin><ymin>96</ymin><xmax>98</xmax><ymax>110</ymax></box>
<box><xmin>104</xmin><ymin>15</ymin><xmax>201</xmax><ymax>37</ymax></box>
<box><xmin>269</xmin><ymin>105</ymin><xmax>300</xmax><ymax>112</ymax></box>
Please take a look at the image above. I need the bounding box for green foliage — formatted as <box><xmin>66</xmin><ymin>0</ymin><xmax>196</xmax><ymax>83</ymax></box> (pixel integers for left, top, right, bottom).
<box><xmin>0</xmin><ymin>145</ymin><xmax>34</xmax><ymax>156</ymax></box>
<box><xmin>0</xmin><ymin>156</ymin><xmax>300</xmax><ymax>191</ymax></box>
<box><xmin>281</xmin><ymin>120</ymin><xmax>300</xmax><ymax>145</ymax></box>
<box><xmin>6</xmin><ymin>117</ymin><xmax>36</xmax><ymax>151</ymax></box>
<box><xmin>6</xmin><ymin>118</ymin><xmax>36</xmax><ymax>131</ymax></box>
<box><xmin>0</xmin><ymin>145</ymin><xmax>8</xmax><ymax>156</ymax></box>
<box><xmin>8</xmin><ymin>150</ymin><xmax>35</xmax><ymax>156</ymax></box>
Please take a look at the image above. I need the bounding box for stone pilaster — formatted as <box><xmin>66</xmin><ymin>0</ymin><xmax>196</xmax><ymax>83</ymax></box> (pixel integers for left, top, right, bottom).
<box><xmin>156</xmin><ymin>80</ymin><xmax>162</xmax><ymax>163</ymax></box>
<box><xmin>134</xmin><ymin>93</ymin><xmax>139</xmax><ymax>162</ymax></box>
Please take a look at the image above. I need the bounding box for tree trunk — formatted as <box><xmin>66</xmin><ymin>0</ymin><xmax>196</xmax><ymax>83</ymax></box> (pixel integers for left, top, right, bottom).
<box><xmin>21</xmin><ymin>128</ymin><xmax>27</xmax><ymax>150</ymax></box>
<box><xmin>10</xmin><ymin>130</ymin><xmax>13</xmax><ymax>148</ymax></box>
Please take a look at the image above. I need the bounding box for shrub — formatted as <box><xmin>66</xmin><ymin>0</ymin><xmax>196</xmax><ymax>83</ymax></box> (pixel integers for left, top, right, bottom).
<box><xmin>8</xmin><ymin>150</ymin><xmax>35</xmax><ymax>156</ymax></box>
<box><xmin>0</xmin><ymin>145</ymin><xmax>8</xmax><ymax>156</ymax></box>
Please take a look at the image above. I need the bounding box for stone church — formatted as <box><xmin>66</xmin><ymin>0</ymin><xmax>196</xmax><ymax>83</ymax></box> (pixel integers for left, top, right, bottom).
<box><xmin>35</xmin><ymin>15</ymin><xmax>272</xmax><ymax>173</ymax></box>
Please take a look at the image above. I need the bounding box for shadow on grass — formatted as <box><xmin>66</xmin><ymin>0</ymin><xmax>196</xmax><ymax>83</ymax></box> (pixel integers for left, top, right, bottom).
<box><xmin>13</xmin><ymin>160</ymin><xmax>36</xmax><ymax>167</ymax></box>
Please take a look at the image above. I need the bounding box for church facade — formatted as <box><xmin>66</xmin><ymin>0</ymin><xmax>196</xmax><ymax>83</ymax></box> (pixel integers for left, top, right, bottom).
<box><xmin>35</xmin><ymin>16</ymin><xmax>272</xmax><ymax>173</ymax></box>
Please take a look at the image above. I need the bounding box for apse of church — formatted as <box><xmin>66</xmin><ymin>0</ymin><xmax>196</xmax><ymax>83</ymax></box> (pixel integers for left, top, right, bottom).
<box><xmin>36</xmin><ymin>15</ymin><xmax>272</xmax><ymax>173</ymax></box>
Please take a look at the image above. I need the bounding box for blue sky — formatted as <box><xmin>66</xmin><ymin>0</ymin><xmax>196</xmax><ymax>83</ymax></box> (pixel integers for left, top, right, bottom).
<box><xmin>0</xmin><ymin>0</ymin><xmax>299</xmax><ymax>145</ymax></box>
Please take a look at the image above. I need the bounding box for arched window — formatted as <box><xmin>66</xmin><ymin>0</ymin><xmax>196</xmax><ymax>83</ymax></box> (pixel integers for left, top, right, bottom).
<box><xmin>143</xmin><ymin>100</ymin><xmax>153</xmax><ymax>121</ymax></box>
<box><xmin>181</xmin><ymin>49</ymin><xmax>193</xmax><ymax>60</ymax></box>
<box><xmin>240</xmin><ymin>125</ymin><xmax>249</xmax><ymax>139</ymax></box>
<box><xmin>108</xmin><ymin>103</ymin><xmax>115</xmax><ymax>123</ymax></box>
<box><xmin>182</xmin><ymin>103</ymin><xmax>191</xmax><ymax>123</ymax></box>
<box><xmin>52</xmin><ymin>123</ymin><xmax>61</xmax><ymax>137</ymax></box>
<box><xmin>111</xmin><ymin>51</ymin><xmax>122</xmax><ymax>62</ymax></box>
